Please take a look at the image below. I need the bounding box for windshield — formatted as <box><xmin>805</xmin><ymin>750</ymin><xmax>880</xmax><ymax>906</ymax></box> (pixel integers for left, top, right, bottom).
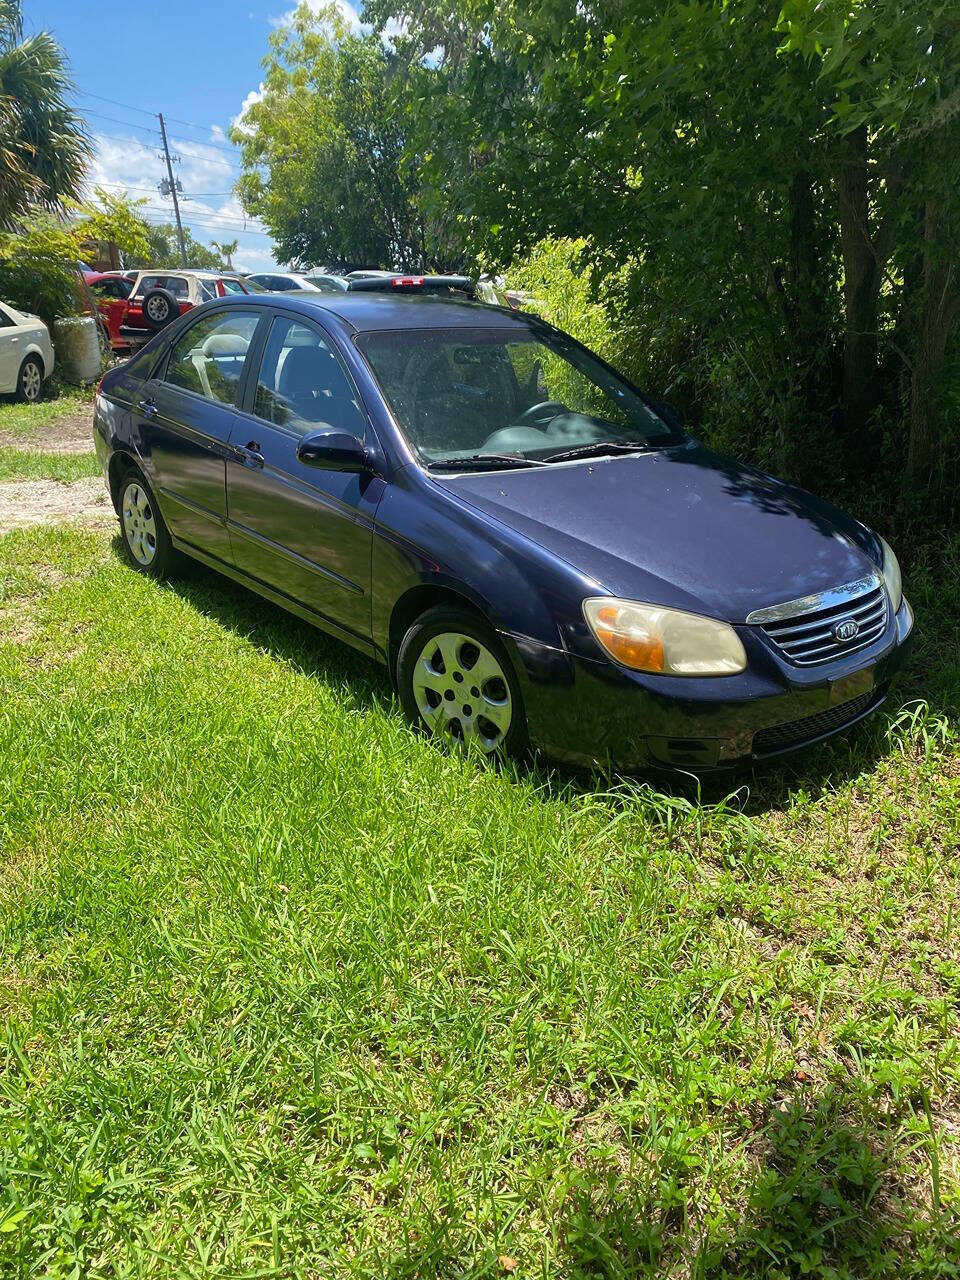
<box><xmin>356</xmin><ymin>326</ymin><xmax>677</xmax><ymax>466</ymax></box>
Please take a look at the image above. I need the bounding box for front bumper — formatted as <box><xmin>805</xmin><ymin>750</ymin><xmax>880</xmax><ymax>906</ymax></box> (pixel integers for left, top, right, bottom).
<box><xmin>509</xmin><ymin>598</ymin><xmax>914</xmax><ymax>772</ymax></box>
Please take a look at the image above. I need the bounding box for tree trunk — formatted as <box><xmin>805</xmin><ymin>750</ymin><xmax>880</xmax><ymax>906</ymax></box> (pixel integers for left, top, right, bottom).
<box><xmin>906</xmin><ymin>201</ymin><xmax>960</xmax><ymax>485</ymax></box>
<box><xmin>788</xmin><ymin>168</ymin><xmax>820</xmax><ymax>356</ymax></box>
<box><xmin>838</xmin><ymin>125</ymin><xmax>880</xmax><ymax>450</ymax></box>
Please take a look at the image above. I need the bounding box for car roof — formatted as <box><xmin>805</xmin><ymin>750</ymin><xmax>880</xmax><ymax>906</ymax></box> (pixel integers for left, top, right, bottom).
<box><xmin>212</xmin><ymin>291</ymin><xmax>536</xmax><ymax>333</ymax></box>
<box><xmin>133</xmin><ymin>268</ymin><xmax>225</xmax><ymax>279</ymax></box>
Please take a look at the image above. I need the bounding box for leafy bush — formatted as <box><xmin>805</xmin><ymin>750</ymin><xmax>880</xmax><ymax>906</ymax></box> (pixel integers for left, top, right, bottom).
<box><xmin>0</xmin><ymin>189</ymin><xmax>151</xmax><ymax>329</ymax></box>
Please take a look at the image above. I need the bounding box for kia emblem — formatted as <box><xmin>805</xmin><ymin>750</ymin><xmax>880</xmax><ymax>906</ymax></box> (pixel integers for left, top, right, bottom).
<box><xmin>833</xmin><ymin>618</ymin><xmax>859</xmax><ymax>642</ymax></box>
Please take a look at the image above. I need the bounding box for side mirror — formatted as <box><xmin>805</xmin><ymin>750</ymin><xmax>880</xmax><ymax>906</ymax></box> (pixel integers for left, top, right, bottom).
<box><xmin>296</xmin><ymin>427</ymin><xmax>370</xmax><ymax>472</ymax></box>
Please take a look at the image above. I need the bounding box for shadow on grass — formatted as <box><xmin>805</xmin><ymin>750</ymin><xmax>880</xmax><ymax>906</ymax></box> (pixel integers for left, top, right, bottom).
<box><xmin>116</xmin><ymin>536</ymin><xmax>957</xmax><ymax>814</ymax></box>
<box><xmin>111</xmin><ymin>536</ymin><xmax>393</xmax><ymax>710</ymax></box>
<box><xmin>554</xmin><ymin>1083</ymin><xmax>960</xmax><ymax>1277</ymax></box>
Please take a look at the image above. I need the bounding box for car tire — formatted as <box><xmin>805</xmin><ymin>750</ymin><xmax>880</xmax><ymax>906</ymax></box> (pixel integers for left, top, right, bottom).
<box><xmin>15</xmin><ymin>355</ymin><xmax>44</xmax><ymax>403</ymax></box>
<box><xmin>397</xmin><ymin>604</ymin><xmax>527</xmax><ymax>758</ymax></box>
<box><xmin>140</xmin><ymin>288</ymin><xmax>180</xmax><ymax>330</ymax></box>
<box><xmin>117</xmin><ymin>467</ymin><xmax>180</xmax><ymax>578</ymax></box>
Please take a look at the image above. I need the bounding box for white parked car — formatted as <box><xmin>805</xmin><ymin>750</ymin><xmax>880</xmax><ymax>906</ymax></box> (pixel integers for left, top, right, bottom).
<box><xmin>245</xmin><ymin>270</ymin><xmax>349</xmax><ymax>294</ymax></box>
<box><xmin>0</xmin><ymin>301</ymin><xmax>55</xmax><ymax>402</ymax></box>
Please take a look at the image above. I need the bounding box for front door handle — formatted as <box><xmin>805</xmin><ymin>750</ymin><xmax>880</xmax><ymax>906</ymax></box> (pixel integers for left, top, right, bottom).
<box><xmin>237</xmin><ymin>439</ymin><xmax>264</xmax><ymax>468</ymax></box>
<box><xmin>137</xmin><ymin>398</ymin><xmax>158</xmax><ymax>418</ymax></box>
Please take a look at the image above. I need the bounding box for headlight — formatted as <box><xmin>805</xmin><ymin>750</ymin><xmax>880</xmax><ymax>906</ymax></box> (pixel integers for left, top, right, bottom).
<box><xmin>583</xmin><ymin>597</ymin><xmax>747</xmax><ymax>675</ymax></box>
<box><xmin>879</xmin><ymin>536</ymin><xmax>903</xmax><ymax>612</ymax></box>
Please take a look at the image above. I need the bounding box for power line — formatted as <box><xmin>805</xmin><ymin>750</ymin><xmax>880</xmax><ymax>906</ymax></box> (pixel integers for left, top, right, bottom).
<box><xmin>92</xmin><ymin>131</ymin><xmax>242</xmax><ymax>171</ymax></box>
<box><xmin>173</xmin><ymin>143</ymin><xmax>242</xmax><ymax>168</ymax></box>
<box><xmin>81</xmin><ymin>108</ymin><xmax>161</xmax><ymax>136</ymax></box>
<box><xmin>73</xmin><ymin>87</ymin><xmax>243</xmax><ymax>155</ymax></box>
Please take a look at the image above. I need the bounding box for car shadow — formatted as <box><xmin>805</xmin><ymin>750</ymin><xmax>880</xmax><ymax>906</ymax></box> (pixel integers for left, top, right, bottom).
<box><xmin>117</xmin><ymin>538</ymin><xmax>955</xmax><ymax>815</ymax></box>
<box><xmin>112</xmin><ymin>537</ymin><xmax>394</xmax><ymax>714</ymax></box>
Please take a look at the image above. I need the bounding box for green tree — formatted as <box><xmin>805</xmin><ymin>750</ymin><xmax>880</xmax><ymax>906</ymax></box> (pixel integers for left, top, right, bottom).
<box><xmin>233</xmin><ymin>2</ymin><xmax>461</xmax><ymax>271</ymax></box>
<box><xmin>0</xmin><ymin>0</ymin><xmax>91</xmax><ymax>229</ymax></box>
<box><xmin>0</xmin><ymin>189</ymin><xmax>151</xmax><ymax>325</ymax></box>
<box><xmin>128</xmin><ymin>222</ymin><xmax>225</xmax><ymax>271</ymax></box>
<box><xmin>211</xmin><ymin>238</ymin><xmax>238</xmax><ymax>270</ymax></box>
<box><xmin>374</xmin><ymin>0</ymin><xmax>960</xmax><ymax>504</ymax></box>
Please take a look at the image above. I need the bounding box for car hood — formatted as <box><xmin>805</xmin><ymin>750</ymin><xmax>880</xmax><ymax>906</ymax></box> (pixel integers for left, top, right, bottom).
<box><xmin>434</xmin><ymin>442</ymin><xmax>882</xmax><ymax>622</ymax></box>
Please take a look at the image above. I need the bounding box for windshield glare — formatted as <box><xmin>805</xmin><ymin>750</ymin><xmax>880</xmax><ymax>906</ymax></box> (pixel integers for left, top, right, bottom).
<box><xmin>356</xmin><ymin>327</ymin><xmax>676</xmax><ymax>465</ymax></box>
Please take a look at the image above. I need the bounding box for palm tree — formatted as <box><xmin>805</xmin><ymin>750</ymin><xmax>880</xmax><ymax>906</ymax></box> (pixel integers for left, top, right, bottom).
<box><xmin>0</xmin><ymin>0</ymin><xmax>91</xmax><ymax>229</ymax></box>
<box><xmin>211</xmin><ymin>239</ymin><xmax>239</xmax><ymax>270</ymax></box>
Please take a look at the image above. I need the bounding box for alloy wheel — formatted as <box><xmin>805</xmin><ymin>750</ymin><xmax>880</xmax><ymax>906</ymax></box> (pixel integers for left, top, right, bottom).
<box><xmin>146</xmin><ymin>296</ymin><xmax>169</xmax><ymax>322</ymax></box>
<box><xmin>411</xmin><ymin>630</ymin><xmax>513</xmax><ymax>752</ymax></box>
<box><xmin>22</xmin><ymin>361</ymin><xmax>42</xmax><ymax>401</ymax></box>
<box><xmin>121</xmin><ymin>482</ymin><xmax>158</xmax><ymax>566</ymax></box>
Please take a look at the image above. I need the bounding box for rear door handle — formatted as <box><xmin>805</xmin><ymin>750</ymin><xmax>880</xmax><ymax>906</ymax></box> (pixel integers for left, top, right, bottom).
<box><xmin>137</xmin><ymin>398</ymin><xmax>158</xmax><ymax>418</ymax></box>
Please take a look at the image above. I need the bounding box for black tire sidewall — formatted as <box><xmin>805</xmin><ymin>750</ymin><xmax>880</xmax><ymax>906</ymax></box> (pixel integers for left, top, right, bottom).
<box><xmin>118</xmin><ymin>468</ymin><xmax>176</xmax><ymax>578</ymax></box>
<box><xmin>397</xmin><ymin>604</ymin><xmax>527</xmax><ymax>755</ymax></box>
<box><xmin>140</xmin><ymin>288</ymin><xmax>178</xmax><ymax>330</ymax></box>
<box><xmin>17</xmin><ymin>356</ymin><xmax>43</xmax><ymax>402</ymax></box>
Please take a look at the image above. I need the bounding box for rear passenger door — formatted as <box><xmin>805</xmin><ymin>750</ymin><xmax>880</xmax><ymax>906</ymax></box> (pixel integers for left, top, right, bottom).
<box><xmin>134</xmin><ymin>308</ymin><xmax>263</xmax><ymax>563</ymax></box>
<box><xmin>225</xmin><ymin>313</ymin><xmax>384</xmax><ymax>642</ymax></box>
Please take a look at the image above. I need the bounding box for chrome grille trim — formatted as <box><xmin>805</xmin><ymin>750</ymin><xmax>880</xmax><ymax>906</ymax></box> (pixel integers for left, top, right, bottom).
<box><xmin>745</xmin><ymin>572</ymin><xmax>881</xmax><ymax>624</ymax></box>
<box><xmin>752</xmin><ymin>575</ymin><xmax>888</xmax><ymax>667</ymax></box>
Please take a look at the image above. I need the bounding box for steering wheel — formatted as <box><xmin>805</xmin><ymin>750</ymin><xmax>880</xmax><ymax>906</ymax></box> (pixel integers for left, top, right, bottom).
<box><xmin>516</xmin><ymin>399</ymin><xmax>566</xmax><ymax>425</ymax></box>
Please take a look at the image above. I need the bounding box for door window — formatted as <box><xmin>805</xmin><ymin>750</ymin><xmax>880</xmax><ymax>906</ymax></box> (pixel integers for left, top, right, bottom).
<box><xmin>253</xmin><ymin>317</ymin><xmax>366</xmax><ymax>438</ymax></box>
<box><xmin>90</xmin><ymin>277</ymin><xmax>132</xmax><ymax>300</ymax></box>
<box><xmin>164</xmin><ymin>310</ymin><xmax>261</xmax><ymax>406</ymax></box>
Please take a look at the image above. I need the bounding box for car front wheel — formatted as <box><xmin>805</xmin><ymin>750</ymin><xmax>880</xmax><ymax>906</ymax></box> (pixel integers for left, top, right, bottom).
<box><xmin>397</xmin><ymin>605</ymin><xmax>527</xmax><ymax>758</ymax></box>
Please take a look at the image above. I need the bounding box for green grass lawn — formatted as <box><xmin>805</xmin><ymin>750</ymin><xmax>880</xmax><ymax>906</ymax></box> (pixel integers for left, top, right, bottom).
<box><xmin>0</xmin><ymin>447</ymin><xmax>100</xmax><ymax>483</ymax></box>
<box><xmin>0</xmin><ymin>385</ymin><xmax>93</xmax><ymax>441</ymax></box>
<box><xmin>0</xmin><ymin>386</ymin><xmax>98</xmax><ymax>483</ymax></box>
<box><xmin>1</xmin><ymin>522</ymin><xmax>959</xmax><ymax>1278</ymax></box>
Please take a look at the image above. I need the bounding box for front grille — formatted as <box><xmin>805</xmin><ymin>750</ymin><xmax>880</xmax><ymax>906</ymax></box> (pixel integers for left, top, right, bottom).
<box><xmin>759</xmin><ymin>581</ymin><xmax>887</xmax><ymax>666</ymax></box>
<box><xmin>752</xmin><ymin>688</ymin><xmax>883</xmax><ymax>756</ymax></box>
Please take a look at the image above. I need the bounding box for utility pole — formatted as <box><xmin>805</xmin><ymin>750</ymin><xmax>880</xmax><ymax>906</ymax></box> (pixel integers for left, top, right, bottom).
<box><xmin>158</xmin><ymin>113</ymin><xmax>188</xmax><ymax>268</ymax></box>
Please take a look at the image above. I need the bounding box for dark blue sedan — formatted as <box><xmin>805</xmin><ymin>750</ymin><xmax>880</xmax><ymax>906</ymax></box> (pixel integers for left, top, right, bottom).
<box><xmin>93</xmin><ymin>289</ymin><xmax>913</xmax><ymax>771</ymax></box>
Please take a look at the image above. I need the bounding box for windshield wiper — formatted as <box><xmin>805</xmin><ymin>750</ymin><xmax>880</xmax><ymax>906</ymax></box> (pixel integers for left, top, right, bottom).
<box><xmin>426</xmin><ymin>453</ymin><xmax>549</xmax><ymax>471</ymax></box>
<box><xmin>542</xmin><ymin>440</ymin><xmax>655</xmax><ymax>464</ymax></box>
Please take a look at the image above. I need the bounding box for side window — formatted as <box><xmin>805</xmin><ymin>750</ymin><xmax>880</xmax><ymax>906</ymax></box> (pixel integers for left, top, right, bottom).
<box><xmin>253</xmin><ymin>317</ymin><xmax>366</xmax><ymax>439</ymax></box>
<box><xmin>0</xmin><ymin>306</ymin><xmax>14</xmax><ymax>327</ymax></box>
<box><xmin>91</xmin><ymin>278</ymin><xmax>130</xmax><ymax>300</ymax></box>
<box><xmin>164</xmin><ymin>310</ymin><xmax>261</xmax><ymax>406</ymax></box>
<box><xmin>219</xmin><ymin>278</ymin><xmax>245</xmax><ymax>295</ymax></box>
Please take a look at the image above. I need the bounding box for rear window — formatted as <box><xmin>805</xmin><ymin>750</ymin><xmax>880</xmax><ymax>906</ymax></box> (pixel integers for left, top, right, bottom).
<box><xmin>164</xmin><ymin>311</ymin><xmax>261</xmax><ymax>405</ymax></box>
<box><xmin>136</xmin><ymin>275</ymin><xmax>189</xmax><ymax>300</ymax></box>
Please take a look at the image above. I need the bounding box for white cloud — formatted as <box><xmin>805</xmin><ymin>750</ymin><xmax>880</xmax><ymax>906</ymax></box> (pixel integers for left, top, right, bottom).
<box><xmin>271</xmin><ymin>0</ymin><xmax>405</xmax><ymax>44</ymax></box>
<box><xmin>85</xmin><ymin>130</ymin><xmax>283</xmax><ymax>269</ymax></box>
<box><xmin>231</xmin><ymin>84</ymin><xmax>265</xmax><ymax>136</ymax></box>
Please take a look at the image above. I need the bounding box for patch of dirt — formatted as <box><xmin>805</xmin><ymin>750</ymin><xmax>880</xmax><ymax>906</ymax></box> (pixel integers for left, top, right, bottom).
<box><xmin>0</xmin><ymin>408</ymin><xmax>94</xmax><ymax>454</ymax></box>
<box><xmin>0</xmin><ymin>477</ymin><xmax>114</xmax><ymax>534</ymax></box>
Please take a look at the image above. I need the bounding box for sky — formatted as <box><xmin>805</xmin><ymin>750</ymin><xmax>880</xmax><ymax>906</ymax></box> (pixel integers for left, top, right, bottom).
<box><xmin>24</xmin><ymin>0</ymin><xmax>372</xmax><ymax>271</ymax></box>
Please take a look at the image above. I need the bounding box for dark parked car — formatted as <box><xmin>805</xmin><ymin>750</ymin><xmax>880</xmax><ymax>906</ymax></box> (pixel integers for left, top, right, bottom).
<box><xmin>93</xmin><ymin>291</ymin><xmax>913</xmax><ymax>771</ymax></box>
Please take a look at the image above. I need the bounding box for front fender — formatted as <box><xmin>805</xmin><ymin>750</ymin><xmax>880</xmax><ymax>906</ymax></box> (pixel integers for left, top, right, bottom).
<box><xmin>371</xmin><ymin>466</ymin><xmax>592</xmax><ymax>676</ymax></box>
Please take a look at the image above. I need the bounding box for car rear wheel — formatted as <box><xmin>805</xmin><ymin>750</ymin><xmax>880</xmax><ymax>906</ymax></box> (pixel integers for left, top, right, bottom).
<box><xmin>141</xmin><ymin>288</ymin><xmax>179</xmax><ymax>330</ymax></box>
<box><xmin>118</xmin><ymin>468</ymin><xmax>179</xmax><ymax>578</ymax></box>
<box><xmin>397</xmin><ymin>605</ymin><xmax>526</xmax><ymax>758</ymax></box>
<box><xmin>16</xmin><ymin>356</ymin><xmax>43</xmax><ymax>403</ymax></box>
